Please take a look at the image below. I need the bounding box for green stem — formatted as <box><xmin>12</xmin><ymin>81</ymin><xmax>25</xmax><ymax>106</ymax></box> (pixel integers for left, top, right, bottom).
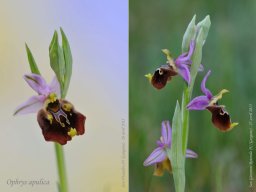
<box><xmin>55</xmin><ymin>143</ymin><xmax>68</xmax><ymax>192</ymax></box>
<box><xmin>170</xmin><ymin>15</ymin><xmax>211</xmax><ymax>192</ymax></box>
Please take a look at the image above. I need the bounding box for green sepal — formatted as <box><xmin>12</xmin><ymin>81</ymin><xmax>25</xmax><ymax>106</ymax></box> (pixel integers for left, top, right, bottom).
<box><xmin>49</xmin><ymin>31</ymin><xmax>66</xmax><ymax>98</ymax></box>
<box><xmin>182</xmin><ymin>15</ymin><xmax>196</xmax><ymax>53</ymax></box>
<box><xmin>190</xmin><ymin>16</ymin><xmax>211</xmax><ymax>88</ymax></box>
<box><xmin>196</xmin><ymin>15</ymin><xmax>211</xmax><ymax>45</ymax></box>
<box><xmin>25</xmin><ymin>44</ymin><xmax>41</xmax><ymax>75</ymax></box>
<box><xmin>60</xmin><ymin>28</ymin><xmax>73</xmax><ymax>98</ymax></box>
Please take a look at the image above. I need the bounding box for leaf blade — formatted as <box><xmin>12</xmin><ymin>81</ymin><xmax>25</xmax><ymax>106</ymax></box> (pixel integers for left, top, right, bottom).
<box><xmin>60</xmin><ymin>28</ymin><xmax>73</xmax><ymax>98</ymax></box>
<box><xmin>25</xmin><ymin>44</ymin><xmax>40</xmax><ymax>75</ymax></box>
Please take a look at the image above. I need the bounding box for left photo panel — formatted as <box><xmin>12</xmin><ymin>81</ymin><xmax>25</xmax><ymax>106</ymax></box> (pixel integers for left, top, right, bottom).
<box><xmin>0</xmin><ymin>1</ymin><xmax>128</xmax><ymax>192</ymax></box>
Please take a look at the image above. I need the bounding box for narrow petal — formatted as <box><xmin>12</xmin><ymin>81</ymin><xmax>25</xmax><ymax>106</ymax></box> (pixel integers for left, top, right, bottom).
<box><xmin>178</xmin><ymin>64</ymin><xmax>191</xmax><ymax>84</ymax></box>
<box><xmin>201</xmin><ymin>70</ymin><xmax>213</xmax><ymax>99</ymax></box>
<box><xmin>187</xmin><ymin>95</ymin><xmax>210</xmax><ymax>110</ymax></box>
<box><xmin>49</xmin><ymin>76</ymin><xmax>61</xmax><ymax>97</ymax></box>
<box><xmin>175</xmin><ymin>40</ymin><xmax>195</xmax><ymax>66</ymax></box>
<box><xmin>24</xmin><ymin>73</ymin><xmax>51</xmax><ymax>95</ymax></box>
<box><xmin>185</xmin><ymin>149</ymin><xmax>198</xmax><ymax>158</ymax></box>
<box><xmin>143</xmin><ymin>147</ymin><xmax>166</xmax><ymax>166</ymax></box>
<box><xmin>14</xmin><ymin>95</ymin><xmax>45</xmax><ymax>115</ymax></box>
<box><xmin>187</xmin><ymin>40</ymin><xmax>195</xmax><ymax>59</ymax></box>
<box><xmin>161</xmin><ymin>121</ymin><xmax>171</xmax><ymax>147</ymax></box>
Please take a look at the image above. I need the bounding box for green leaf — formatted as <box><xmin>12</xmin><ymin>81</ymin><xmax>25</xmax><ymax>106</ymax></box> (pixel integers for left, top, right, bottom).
<box><xmin>182</xmin><ymin>15</ymin><xmax>196</xmax><ymax>53</ymax></box>
<box><xmin>169</xmin><ymin>101</ymin><xmax>185</xmax><ymax>192</ymax></box>
<box><xmin>25</xmin><ymin>44</ymin><xmax>40</xmax><ymax>75</ymax></box>
<box><xmin>49</xmin><ymin>31</ymin><xmax>65</xmax><ymax>97</ymax></box>
<box><xmin>60</xmin><ymin>28</ymin><xmax>73</xmax><ymax>98</ymax></box>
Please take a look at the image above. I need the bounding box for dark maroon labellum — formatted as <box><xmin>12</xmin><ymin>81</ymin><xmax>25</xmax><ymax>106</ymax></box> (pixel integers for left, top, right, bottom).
<box><xmin>151</xmin><ymin>64</ymin><xmax>177</xmax><ymax>89</ymax></box>
<box><xmin>207</xmin><ymin>105</ymin><xmax>232</xmax><ymax>132</ymax></box>
<box><xmin>37</xmin><ymin>99</ymin><xmax>86</xmax><ymax>145</ymax></box>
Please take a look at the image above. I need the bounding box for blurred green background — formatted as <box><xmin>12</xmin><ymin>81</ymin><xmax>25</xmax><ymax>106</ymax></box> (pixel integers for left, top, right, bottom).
<box><xmin>129</xmin><ymin>0</ymin><xmax>256</xmax><ymax>191</ymax></box>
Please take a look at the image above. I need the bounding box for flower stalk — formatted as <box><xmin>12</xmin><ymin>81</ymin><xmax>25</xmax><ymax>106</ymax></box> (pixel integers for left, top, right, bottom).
<box><xmin>24</xmin><ymin>29</ymin><xmax>75</xmax><ymax>192</ymax></box>
<box><xmin>168</xmin><ymin>15</ymin><xmax>211</xmax><ymax>192</ymax></box>
<box><xmin>55</xmin><ymin>143</ymin><xmax>68</xmax><ymax>192</ymax></box>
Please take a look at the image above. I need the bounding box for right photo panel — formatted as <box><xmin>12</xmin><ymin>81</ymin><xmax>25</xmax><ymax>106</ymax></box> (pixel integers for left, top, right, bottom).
<box><xmin>130</xmin><ymin>0</ymin><xmax>255</xmax><ymax>191</ymax></box>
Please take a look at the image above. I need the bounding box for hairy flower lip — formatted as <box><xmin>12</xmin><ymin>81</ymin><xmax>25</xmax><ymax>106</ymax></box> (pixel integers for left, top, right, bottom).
<box><xmin>144</xmin><ymin>121</ymin><xmax>197</xmax><ymax>176</ymax></box>
<box><xmin>151</xmin><ymin>64</ymin><xmax>178</xmax><ymax>89</ymax></box>
<box><xmin>206</xmin><ymin>105</ymin><xmax>237</xmax><ymax>132</ymax></box>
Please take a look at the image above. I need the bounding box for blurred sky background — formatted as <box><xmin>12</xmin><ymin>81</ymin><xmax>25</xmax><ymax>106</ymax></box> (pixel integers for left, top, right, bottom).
<box><xmin>130</xmin><ymin>0</ymin><xmax>256</xmax><ymax>191</ymax></box>
<box><xmin>0</xmin><ymin>0</ymin><xmax>128</xmax><ymax>192</ymax></box>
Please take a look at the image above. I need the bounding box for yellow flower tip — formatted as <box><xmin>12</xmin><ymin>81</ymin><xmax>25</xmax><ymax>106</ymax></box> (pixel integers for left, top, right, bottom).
<box><xmin>68</xmin><ymin>128</ymin><xmax>77</xmax><ymax>138</ymax></box>
<box><xmin>231</xmin><ymin>122</ymin><xmax>239</xmax><ymax>128</ymax></box>
<box><xmin>161</xmin><ymin>49</ymin><xmax>170</xmax><ymax>55</ymax></box>
<box><xmin>145</xmin><ymin>73</ymin><xmax>153</xmax><ymax>82</ymax></box>
<box><xmin>220</xmin><ymin>89</ymin><xmax>229</xmax><ymax>94</ymax></box>
<box><xmin>161</xmin><ymin>49</ymin><xmax>174</xmax><ymax>62</ymax></box>
<box><xmin>48</xmin><ymin>93</ymin><xmax>57</xmax><ymax>103</ymax></box>
<box><xmin>222</xmin><ymin>122</ymin><xmax>238</xmax><ymax>132</ymax></box>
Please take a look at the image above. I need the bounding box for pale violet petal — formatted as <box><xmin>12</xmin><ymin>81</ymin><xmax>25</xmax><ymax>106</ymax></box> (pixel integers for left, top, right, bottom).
<box><xmin>143</xmin><ymin>147</ymin><xmax>166</xmax><ymax>166</ymax></box>
<box><xmin>161</xmin><ymin>121</ymin><xmax>172</xmax><ymax>146</ymax></box>
<box><xmin>187</xmin><ymin>95</ymin><xmax>210</xmax><ymax>110</ymax></box>
<box><xmin>187</xmin><ymin>40</ymin><xmax>195</xmax><ymax>59</ymax></box>
<box><xmin>178</xmin><ymin>65</ymin><xmax>191</xmax><ymax>84</ymax></box>
<box><xmin>23</xmin><ymin>73</ymin><xmax>51</xmax><ymax>95</ymax></box>
<box><xmin>14</xmin><ymin>95</ymin><xmax>45</xmax><ymax>115</ymax></box>
<box><xmin>185</xmin><ymin>149</ymin><xmax>198</xmax><ymax>158</ymax></box>
<box><xmin>157</xmin><ymin>140</ymin><xmax>164</xmax><ymax>148</ymax></box>
<box><xmin>49</xmin><ymin>76</ymin><xmax>61</xmax><ymax>97</ymax></box>
<box><xmin>201</xmin><ymin>70</ymin><xmax>213</xmax><ymax>99</ymax></box>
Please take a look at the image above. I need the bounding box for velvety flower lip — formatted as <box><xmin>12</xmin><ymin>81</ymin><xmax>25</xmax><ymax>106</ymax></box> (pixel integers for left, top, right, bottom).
<box><xmin>37</xmin><ymin>98</ymin><xmax>86</xmax><ymax>145</ymax></box>
<box><xmin>143</xmin><ymin>121</ymin><xmax>197</xmax><ymax>176</ymax></box>
<box><xmin>187</xmin><ymin>70</ymin><xmax>238</xmax><ymax>131</ymax></box>
<box><xmin>14</xmin><ymin>73</ymin><xmax>86</xmax><ymax>144</ymax></box>
<box><xmin>149</xmin><ymin>64</ymin><xmax>178</xmax><ymax>90</ymax></box>
<box><xmin>146</xmin><ymin>40</ymin><xmax>198</xmax><ymax>89</ymax></box>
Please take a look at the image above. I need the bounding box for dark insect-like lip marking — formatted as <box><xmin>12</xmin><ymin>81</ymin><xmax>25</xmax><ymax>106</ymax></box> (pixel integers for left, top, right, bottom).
<box><xmin>37</xmin><ymin>99</ymin><xmax>86</xmax><ymax>145</ymax></box>
<box><xmin>151</xmin><ymin>64</ymin><xmax>178</xmax><ymax>89</ymax></box>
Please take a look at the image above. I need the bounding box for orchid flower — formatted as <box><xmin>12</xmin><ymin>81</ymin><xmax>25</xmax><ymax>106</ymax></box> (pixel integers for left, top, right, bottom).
<box><xmin>187</xmin><ymin>70</ymin><xmax>238</xmax><ymax>131</ymax></box>
<box><xmin>14</xmin><ymin>73</ymin><xmax>86</xmax><ymax>145</ymax></box>
<box><xmin>145</xmin><ymin>40</ymin><xmax>203</xmax><ymax>89</ymax></box>
<box><xmin>143</xmin><ymin>121</ymin><xmax>197</xmax><ymax>176</ymax></box>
